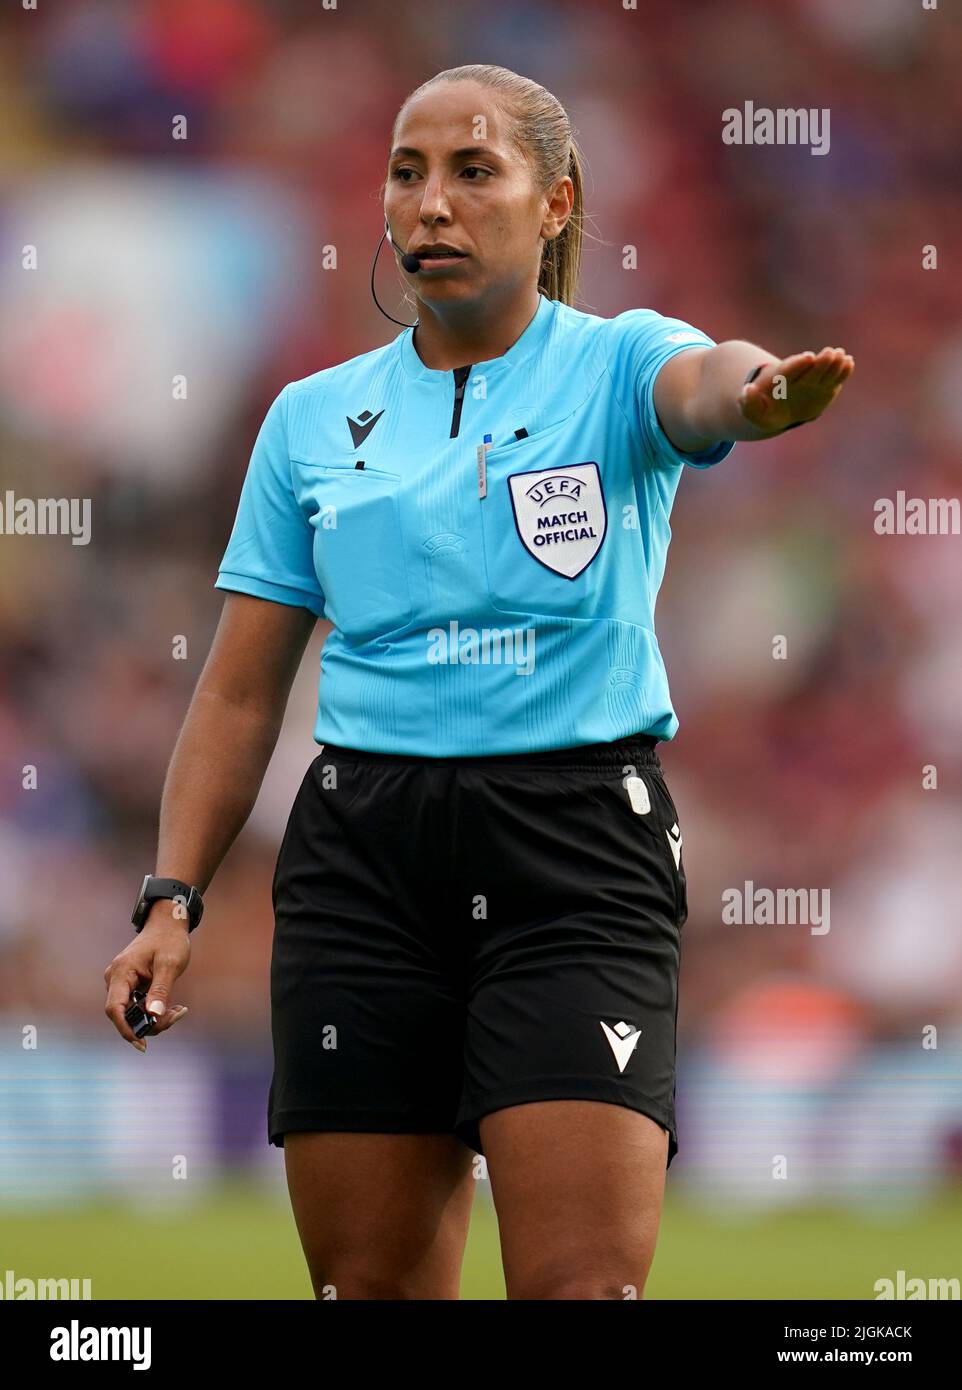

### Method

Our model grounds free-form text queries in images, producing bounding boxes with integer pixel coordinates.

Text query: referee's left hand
[738,346,854,433]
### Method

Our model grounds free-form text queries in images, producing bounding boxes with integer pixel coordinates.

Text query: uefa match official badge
[507,461,607,577]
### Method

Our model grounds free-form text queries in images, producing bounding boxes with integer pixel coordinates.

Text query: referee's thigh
[282,1131,476,1299]
[480,1100,669,1300]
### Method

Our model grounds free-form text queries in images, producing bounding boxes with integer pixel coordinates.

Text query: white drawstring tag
[624,776,651,815]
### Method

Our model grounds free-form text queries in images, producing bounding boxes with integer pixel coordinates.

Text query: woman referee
[104,65,853,1300]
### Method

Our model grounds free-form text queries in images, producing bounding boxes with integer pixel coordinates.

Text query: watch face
[180,889,197,928]
[131,874,150,923]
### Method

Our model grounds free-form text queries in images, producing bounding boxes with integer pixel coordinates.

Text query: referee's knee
[308,1262,460,1301]
[505,1262,650,1301]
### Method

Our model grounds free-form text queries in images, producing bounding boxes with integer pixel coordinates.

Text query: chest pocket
[478,414,610,617]
[293,455,413,643]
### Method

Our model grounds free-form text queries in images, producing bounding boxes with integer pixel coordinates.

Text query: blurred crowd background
[1,0,961,1264]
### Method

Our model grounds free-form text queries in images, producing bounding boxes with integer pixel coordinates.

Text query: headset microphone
[372,222,420,327]
[385,221,422,274]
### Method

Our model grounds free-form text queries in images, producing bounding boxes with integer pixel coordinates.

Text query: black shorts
[268,734,687,1167]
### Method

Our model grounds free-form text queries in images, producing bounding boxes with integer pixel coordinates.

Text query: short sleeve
[604,308,736,470]
[214,384,326,617]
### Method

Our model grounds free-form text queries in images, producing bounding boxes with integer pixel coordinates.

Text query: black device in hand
[124,988,157,1040]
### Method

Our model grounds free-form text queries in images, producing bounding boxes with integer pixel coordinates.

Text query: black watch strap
[132,874,204,933]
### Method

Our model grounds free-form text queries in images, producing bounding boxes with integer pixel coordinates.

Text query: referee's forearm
[152,688,284,898]
[689,340,780,442]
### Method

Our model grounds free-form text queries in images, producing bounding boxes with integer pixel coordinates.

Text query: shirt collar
[399,290,555,381]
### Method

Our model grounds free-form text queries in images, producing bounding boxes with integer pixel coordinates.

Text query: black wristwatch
[131,874,204,933]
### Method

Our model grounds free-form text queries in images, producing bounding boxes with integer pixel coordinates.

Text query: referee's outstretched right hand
[103,902,191,1052]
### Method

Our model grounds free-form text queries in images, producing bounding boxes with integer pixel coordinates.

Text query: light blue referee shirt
[214,292,735,755]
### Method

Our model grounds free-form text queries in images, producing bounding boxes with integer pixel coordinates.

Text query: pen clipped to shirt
[477,433,492,499]
[477,428,530,498]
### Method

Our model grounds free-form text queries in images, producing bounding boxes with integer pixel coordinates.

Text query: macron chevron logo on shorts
[600,1020,642,1073]
[666,821,682,869]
